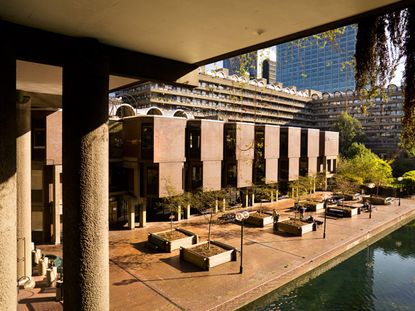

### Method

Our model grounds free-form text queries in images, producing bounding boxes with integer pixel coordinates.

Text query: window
[33,128,46,149]
[191,165,203,190]
[146,166,159,196]
[141,124,153,160]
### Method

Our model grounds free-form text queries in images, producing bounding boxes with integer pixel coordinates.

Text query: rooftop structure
[113,69,317,127]
[311,85,404,157]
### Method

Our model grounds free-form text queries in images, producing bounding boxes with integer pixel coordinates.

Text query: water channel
[246,219,415,311]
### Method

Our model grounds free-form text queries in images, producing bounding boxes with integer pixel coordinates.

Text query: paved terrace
[18,197,415,311]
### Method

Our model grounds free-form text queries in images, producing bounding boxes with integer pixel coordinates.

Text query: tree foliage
[355,6,415,155]
[331,112,364,157]
[335,143,393,190]
[402,170,415,193]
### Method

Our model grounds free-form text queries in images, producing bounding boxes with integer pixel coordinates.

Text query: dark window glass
[141,124,153,160]
[146,166,159,196]
[33,129,46,149]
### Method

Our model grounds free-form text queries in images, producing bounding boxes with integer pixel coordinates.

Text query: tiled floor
[18,196,415,310]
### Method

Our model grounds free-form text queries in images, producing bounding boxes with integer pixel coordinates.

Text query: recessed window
[33,128,46,149]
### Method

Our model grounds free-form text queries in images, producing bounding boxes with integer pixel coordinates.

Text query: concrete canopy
[1,0,410,90]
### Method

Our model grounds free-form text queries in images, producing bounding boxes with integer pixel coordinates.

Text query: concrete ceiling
[3,0,408,95]
[1,0,404,65]
[16,60,139,95]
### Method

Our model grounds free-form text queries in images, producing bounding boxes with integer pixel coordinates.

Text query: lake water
[250,220,415,311]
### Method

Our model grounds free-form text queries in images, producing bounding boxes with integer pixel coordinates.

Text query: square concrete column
[140,198,147,228]
[16,96,32,279]
[52,165,62,244]
[62,39,109,311]
[0,39,17,311]
[127,198,135,230]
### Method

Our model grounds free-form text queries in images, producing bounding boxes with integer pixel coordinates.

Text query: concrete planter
[148,228,198,252]
[276,220,314,236]
[368,196,393,205]
[327,206,359,218]
[244,211,274,227]
[180,240,237,271]
[301,201,324,211]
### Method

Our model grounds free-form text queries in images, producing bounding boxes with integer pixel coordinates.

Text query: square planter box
[327,205,359,218]
[244,211,274,227]
[301,201,324,211]
[368,196,393,205]
[180,240,237,271]
[148,228,198,252]
[276,219,314,236]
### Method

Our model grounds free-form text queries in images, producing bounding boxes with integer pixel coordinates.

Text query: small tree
[157,181,192,237]
[189,189,225,250]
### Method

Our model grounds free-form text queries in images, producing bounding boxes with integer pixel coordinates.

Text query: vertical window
[33,128,46,149]
[141,124,153,160]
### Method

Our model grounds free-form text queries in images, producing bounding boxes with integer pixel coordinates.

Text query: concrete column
[270,191,273,202]
[127,199,135,230]
[245,193,249,207]
[52,165,62,244]
[276,190,279,203]
[63,39,109,311]
[214,199,219,213]
[222,198,226,212]
[251,193,255,206]
[140,199,147,228]
[16,96,32,279]
[0,39,17,311]
[177,205,182,221]
[185,204,191,219]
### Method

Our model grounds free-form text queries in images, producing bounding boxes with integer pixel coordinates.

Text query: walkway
[19,198,415,310]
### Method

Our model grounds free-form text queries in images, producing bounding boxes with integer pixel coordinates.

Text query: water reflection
[248,220,415,311]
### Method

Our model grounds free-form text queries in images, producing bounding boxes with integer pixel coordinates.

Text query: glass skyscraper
[276,25,356,92]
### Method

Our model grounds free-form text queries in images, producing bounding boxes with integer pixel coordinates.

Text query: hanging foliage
[355,6,415,155]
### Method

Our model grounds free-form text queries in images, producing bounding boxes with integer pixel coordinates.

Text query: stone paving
[18,197,415,311]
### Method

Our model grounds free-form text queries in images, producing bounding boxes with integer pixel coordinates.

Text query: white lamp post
[235,211,250,274]
[367,183,375,219]
[397,177,403,206]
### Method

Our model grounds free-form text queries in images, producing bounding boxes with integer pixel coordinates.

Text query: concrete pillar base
[128,199,135,230]
[177,205,182,221]
[185,204,191,219]
[140,199,147,228]
[52,165,62,245]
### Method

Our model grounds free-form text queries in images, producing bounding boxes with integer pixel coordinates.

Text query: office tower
[276,25,356,92]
